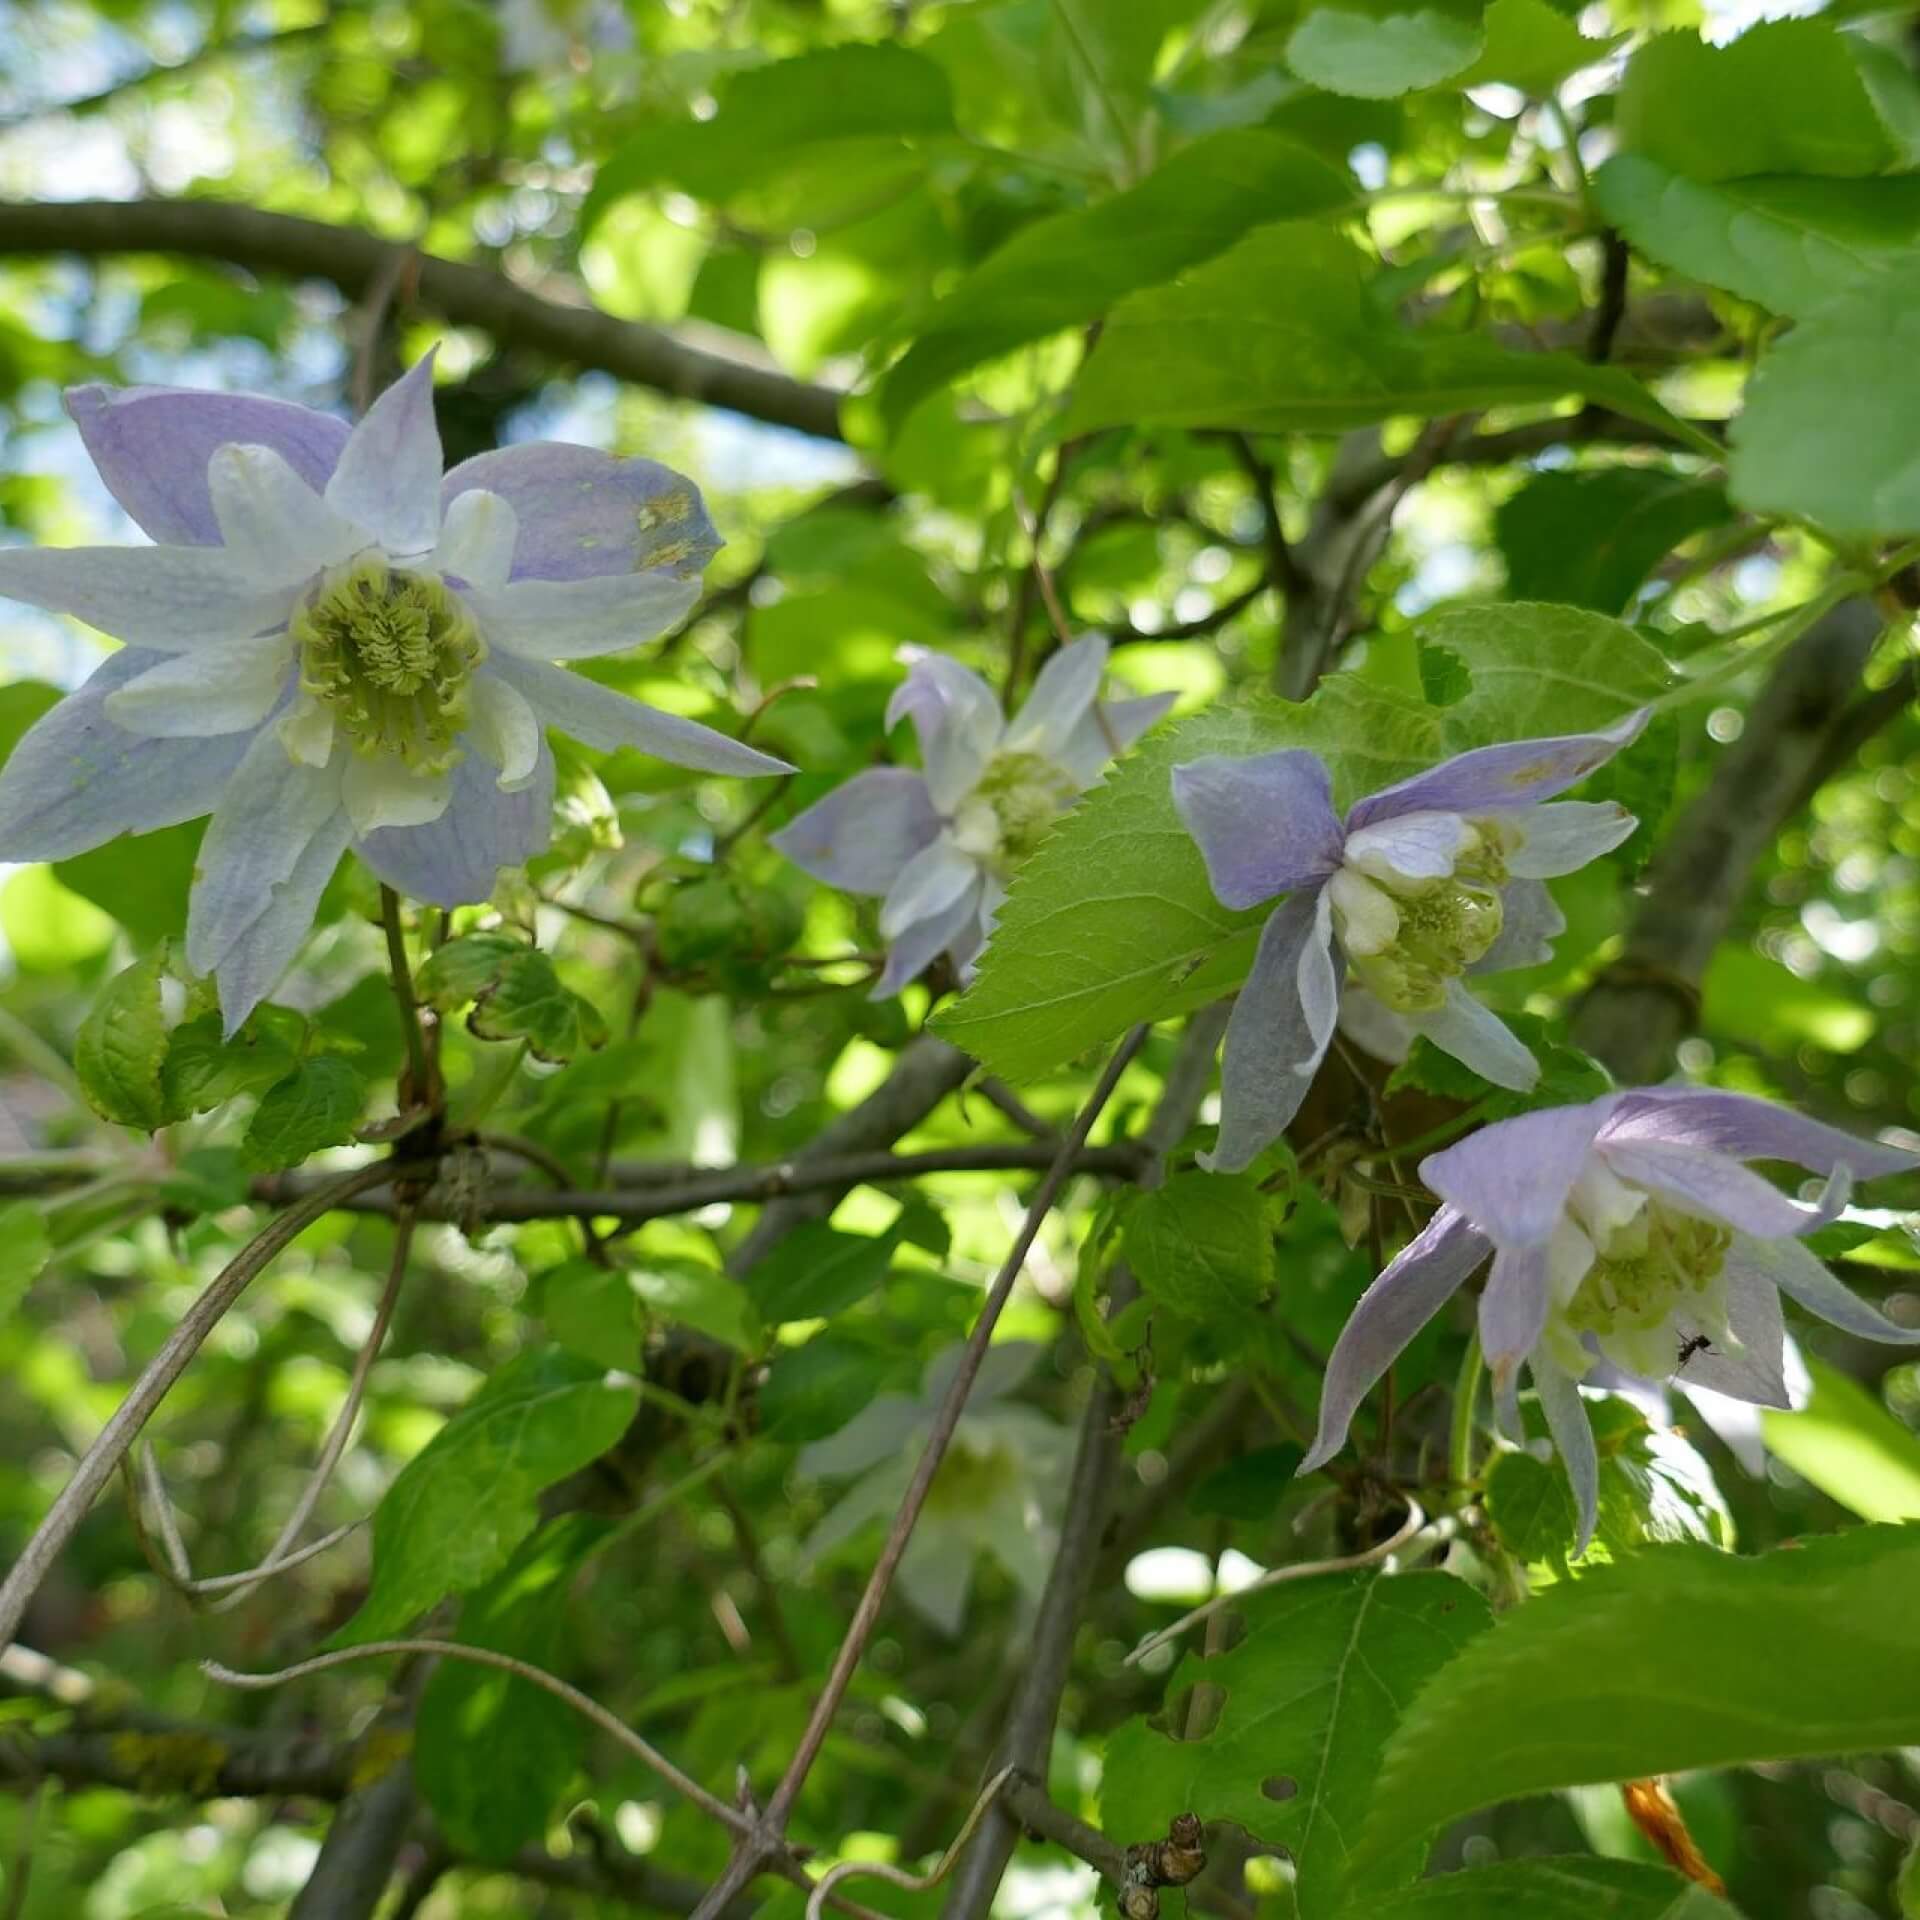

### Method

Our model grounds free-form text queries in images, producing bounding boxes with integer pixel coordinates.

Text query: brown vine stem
[0,1159,399,1652]
[688,1024,1150,1920]
[804,1767,1016,1920]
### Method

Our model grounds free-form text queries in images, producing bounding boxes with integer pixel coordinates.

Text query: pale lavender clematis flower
[771,636,1172,997]
[1172,715,1645,1172]
[0,354,789,1031]
[798,1341,1075,1635]
[1300,1087,1919,1548]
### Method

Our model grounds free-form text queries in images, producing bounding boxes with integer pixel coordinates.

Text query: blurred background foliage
[0,1,1917,1917]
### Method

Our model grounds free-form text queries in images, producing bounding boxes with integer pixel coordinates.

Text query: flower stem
[379,884,433,1112]
[1449,1331,1485,1490]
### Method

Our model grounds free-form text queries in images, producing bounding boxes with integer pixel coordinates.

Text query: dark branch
[0,198,847,442]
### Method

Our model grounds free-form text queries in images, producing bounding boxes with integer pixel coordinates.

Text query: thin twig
[805,1768,1016,1920]
[380,888,434,1112]
[1124,1498,1428,1667]
[0,1160,399,1650]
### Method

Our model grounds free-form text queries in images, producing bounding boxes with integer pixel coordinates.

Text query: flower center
[1545,1195,1733,1379]
[1331,860,1505,1015]
[294,558,484,774]
[924,1433,1020,1516]
[960,751,1079,871]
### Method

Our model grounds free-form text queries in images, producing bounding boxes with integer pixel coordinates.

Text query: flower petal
[1597,1088,1917,1182]
[898,1524,976,1638]
[208,443,364,585]
[1347,711,1646,831]
[471,569,700,661]
[1480,1243,1551,1403]
[1299,1207,1490,1472]
[801,1459,912,1563]
[212,808,352,1035]
[440,443,720,582]
[1337,984,1416,1065]
[341,754,452,835]
[1406,979,1540,1091]
[490,654,792,775]
[887,651,1004,813]
[1171,749,1344,910]
[1421,1096,1619,1246]
[0,543,296,652]
[1729,1232,1920,1346]
[799,1393,927,1478]
[880,835,978,940]
[1342,809,1472,882]
[873,875,985,998]
[1597,1139,1848,1239]
[324,350,442,553]
[65,383,349,547]
[354,737,555,907]
[771,768,942,894]
[1675,1248,1790,1407]
[1202,888,1339,1174]
[430,487,518,595]
[1004,635,1107,758]
[1471,878,1565,974]
[1531,1355,1599,1554]
[103,635,294,739]
[0,651,254,860]
[1054,689,1177,786]
[1499,800,1638,879]
[467,671,542,789]
[185,732,344,976]
[924,1338,1042,1407]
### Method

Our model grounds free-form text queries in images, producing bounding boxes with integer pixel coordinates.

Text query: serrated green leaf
[1358,1526,1920,1868]
[629,1258,761,1352]
[745,1222,894,1324]
[538,1258,645,1371]
[1286,0,1484,99]
[334,1348,639,1644]
[1064,225,1686,441]
[1761,1355,1920,1524]
[74,945,173,1132]
[1729,262,1920,536]
[1495,470,1731,615]
[1101,1571,1492,1911]
[1123,1172,1274,1321]
[1614,21,1899,183]
[1594,157,1920,322]
[878,129,1351,431]
[0,1201,51,1317]
[761,1334,893,1443]
[239,1056,367,1173]
[1457,0,1621,95]
[933,678,1442,1082]
[416,1514,609,1863]
[160,1010,302,1121]
[417,933,607,1063]
[1361,1857,1741,1919]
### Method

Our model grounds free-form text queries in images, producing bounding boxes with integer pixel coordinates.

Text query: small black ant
[1675,1333,1714,1370]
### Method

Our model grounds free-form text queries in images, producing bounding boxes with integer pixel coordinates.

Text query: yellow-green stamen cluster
[924,1433,1020,1516]
[1562,1203,1732,1339]
[294,559,484,774]
[1344,877,1504,1014]
[971,751,1078,868]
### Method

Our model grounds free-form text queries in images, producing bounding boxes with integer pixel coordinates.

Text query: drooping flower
[1299,1087,1919,1547]
[0,355,789,1030]
[797,1341,1074,1635]
[771,636,1172,996]
[1172,716,1645,1172]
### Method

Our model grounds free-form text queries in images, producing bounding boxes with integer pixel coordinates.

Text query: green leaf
[1063,225,1683,439]
[1100,1571,1492,1912]
[335,1348,639,1644]
[1286,0,1484,99]
[0,1201,51,1317]
[416,933,608,1063]
[745,1222,895,1324]
[1457,0,1621,95]
[415,1514,608,1863]
[584,44,953,231]
[932,677,1442,1083]
[1123,1172,1274,1321]
[1614,20,1900,182]
[761,1334,892,1443]
[1594,157,1920,322]
[878,129,1351,432]
[55,820,205,947]
[1495,469,1732,615]
[629,1258,761,1353]
[1761,1355,1920,1523]
[538,1258,645,1371]
[1415,602,1676,748]
[1360,1857,1740,1919]
[160,1010,302,1120]
[238,1056,367,1173]
[74,946,173,1132]
[1359,1526,1920,1867]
